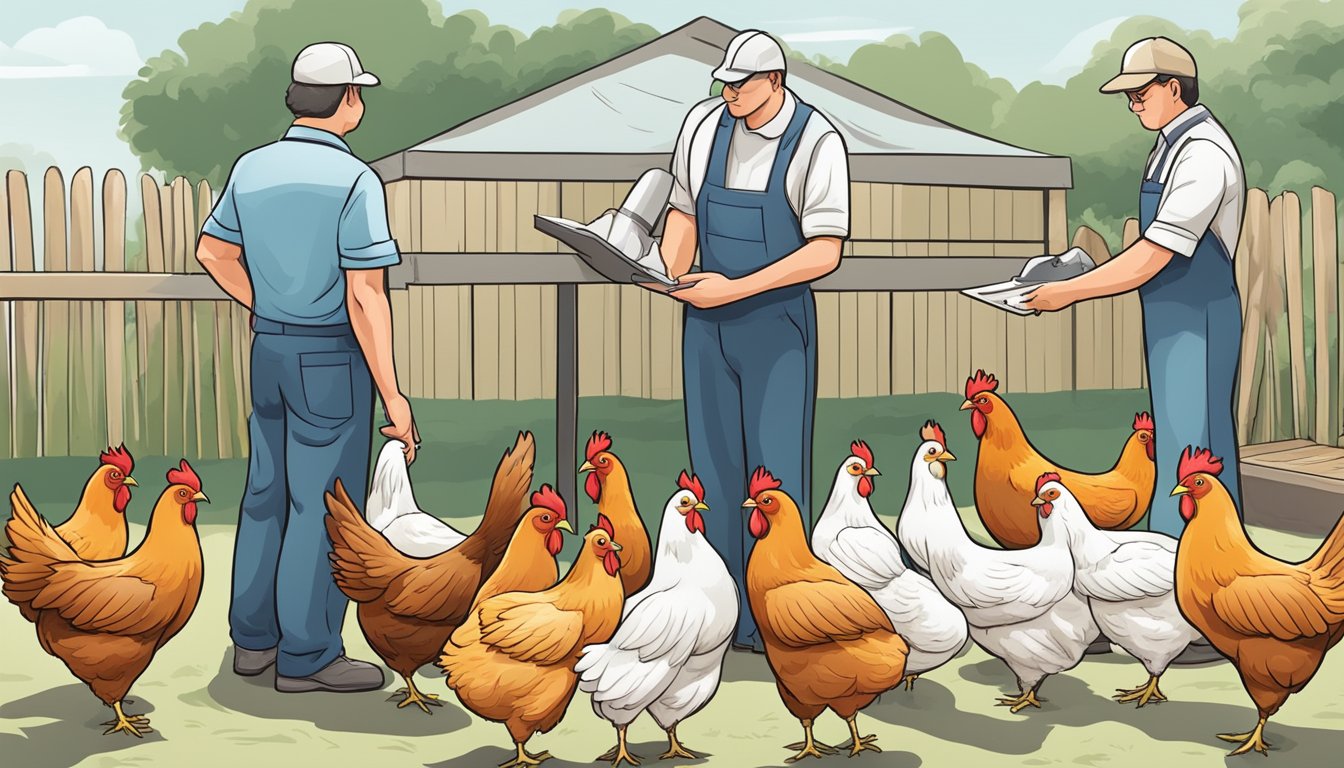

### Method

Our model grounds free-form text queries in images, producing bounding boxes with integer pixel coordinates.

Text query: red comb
[167,459,202,493]
[677,470,705,502]
[591,513,615,537]
[1035,472,1062,495]
[99,444,133,475]
[748,467,782,499]
[920,420,947,446]
[965,369,999,399]
[531,484,567,520]
[1178,446,1223,479]
[1133,412,1155,431]
[850,440,874,468]
[586,431,613,461]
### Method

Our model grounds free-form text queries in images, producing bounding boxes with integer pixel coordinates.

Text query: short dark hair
[285,83,348,118]
[1156,75,1199,108]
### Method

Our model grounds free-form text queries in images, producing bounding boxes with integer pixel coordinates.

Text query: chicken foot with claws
[389,675,444,714]
[596,724,641,766]
[660,725,699,760]
[1114,674,1167,708]
[101,701,152,737]
[784,719,838,763]
[996,687,1047,713]
[1218,717,1272,756]
[838,716,882,756]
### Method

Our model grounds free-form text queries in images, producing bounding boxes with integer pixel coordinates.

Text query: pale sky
[0,0,1245,180]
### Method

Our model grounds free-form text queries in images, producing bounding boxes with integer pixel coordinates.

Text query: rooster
[962,369,1155,549]
[577,471,737,765]
[439,515,626,768]
[895,423,1098,713]
[1033,472,1202,707]
[745,467,907,761]
[1172,447,1344,756]
[323,431,536,713]
[580,431,652,595]
[0,460,207,737]
[813,438,968,689]
[16,444,138,562]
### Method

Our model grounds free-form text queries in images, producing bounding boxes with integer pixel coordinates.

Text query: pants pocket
[297,351,354,427]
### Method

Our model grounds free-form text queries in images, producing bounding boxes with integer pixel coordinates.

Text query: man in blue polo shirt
[196,42,418,693]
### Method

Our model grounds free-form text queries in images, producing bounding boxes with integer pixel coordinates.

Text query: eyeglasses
[1125,81,1164,105]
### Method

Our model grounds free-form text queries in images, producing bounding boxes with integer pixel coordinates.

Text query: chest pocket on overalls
[704,200,769,277]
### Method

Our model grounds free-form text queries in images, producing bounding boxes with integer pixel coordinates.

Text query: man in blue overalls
[197,43,419,692]
[653,30,850,653]
[1024,38,1243,664]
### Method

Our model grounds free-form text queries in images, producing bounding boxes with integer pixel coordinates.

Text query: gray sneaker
[275,656,386,693]
[233,645,277,677]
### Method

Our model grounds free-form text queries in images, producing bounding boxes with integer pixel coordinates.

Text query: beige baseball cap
[713,30,787,83]
[292,42,379,87]
[1099,37,1196,93]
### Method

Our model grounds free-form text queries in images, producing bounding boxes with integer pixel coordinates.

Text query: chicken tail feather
[323,479,410,601]
[1307,512,1344,583]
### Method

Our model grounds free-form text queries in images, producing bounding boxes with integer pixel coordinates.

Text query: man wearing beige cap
[650,29,850,654]
[1024,37,1245,543]
[198,42,417,693]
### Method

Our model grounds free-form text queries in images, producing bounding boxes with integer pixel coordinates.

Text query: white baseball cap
[713,30,787,83]
[292,42,380,87]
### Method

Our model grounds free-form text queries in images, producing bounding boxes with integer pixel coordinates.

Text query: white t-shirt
[1142,105,1245,259]
[668,89,850,239]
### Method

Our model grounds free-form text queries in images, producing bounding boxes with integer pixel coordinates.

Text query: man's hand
[668,272,745,309]
[380,394,419,465]
[1021,282,1078,313]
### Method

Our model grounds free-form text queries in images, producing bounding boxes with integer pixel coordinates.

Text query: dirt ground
[3,510,1342,768]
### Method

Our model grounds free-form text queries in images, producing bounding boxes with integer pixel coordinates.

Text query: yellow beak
[609,540,623,552]
[694,502,710,511]
[1170,485,1189,496]
[863,467,881,476]
[578,461,596,473]
[556,520,575,534]
[959,400,974,411]
[192,491,210,503]
[741,498,757,508]
[123,476,138,487]
[938,451,956,462]
[1030,496,1044,507]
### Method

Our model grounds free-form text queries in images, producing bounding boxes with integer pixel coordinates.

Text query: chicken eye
[681,496,690,506]
[176,489,189,499]
[926,447,936,456]
[977,397,987,405]
[597,537,607,546]
[541,513,552,523]
[1195,479,1204,487]
[110,471,122,480]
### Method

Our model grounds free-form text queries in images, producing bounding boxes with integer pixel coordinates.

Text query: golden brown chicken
[744,467,908,762]
[1172,447,1344,756]
[41,444,137,561]
[962,369,1155,548]
[439,515,626,768]
[323,431,537,713]
[580,431,652,595]
[0,460,207,737]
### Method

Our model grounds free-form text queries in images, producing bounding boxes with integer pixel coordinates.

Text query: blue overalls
[1138,111,1244,536]
[684,101,819,648]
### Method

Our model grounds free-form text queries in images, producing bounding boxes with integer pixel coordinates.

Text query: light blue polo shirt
[201,125,400,326]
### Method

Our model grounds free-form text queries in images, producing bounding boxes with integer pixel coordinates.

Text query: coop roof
[372,17,1071,189]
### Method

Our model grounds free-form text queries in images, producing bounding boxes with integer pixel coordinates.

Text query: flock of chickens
[2,367,1343,765]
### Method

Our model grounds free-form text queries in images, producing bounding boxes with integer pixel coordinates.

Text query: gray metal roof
[372,17,1071,189]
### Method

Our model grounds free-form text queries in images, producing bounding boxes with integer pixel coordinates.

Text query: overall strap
[766,101,815,193]
[1147,110,1210,183]
[708,106,736,188]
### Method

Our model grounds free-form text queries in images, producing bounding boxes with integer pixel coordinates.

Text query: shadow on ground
[194,650,469,738]
[0,685,164,766]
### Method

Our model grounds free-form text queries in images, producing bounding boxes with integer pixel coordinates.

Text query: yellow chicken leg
[996,687,1046,714]
[902,674,920,691]
[101,701,152,737]
[839,715,882,756]
[1114,674,1167,708]
[499,740,551,768]
[595,724,641,766]
[390,675,443,714]
[1218,717,1272,756]
[660,724,698,760]
[784,719,838,763]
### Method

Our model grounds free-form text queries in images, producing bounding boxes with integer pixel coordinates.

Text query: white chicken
[896,420,1099,713]
[576,471,738,765]
[1032,473,1202,707]
[365,439,467,557]
[811,439,969,688]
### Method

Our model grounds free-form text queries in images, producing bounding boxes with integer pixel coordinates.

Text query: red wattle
[603,551,621,577]
[1180,495,1195,521]
[686,509,705,534]
[1040,501,1053,518]
[972,410,987,438]
[858,477,874,497]
[749,508,770,539]
[1146,441,1156,462]
[183,502,198,525]
[114,485,131,514]
[585,473,601,503]
[546,529,564,556]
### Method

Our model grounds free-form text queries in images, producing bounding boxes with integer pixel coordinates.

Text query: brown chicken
[1172,447,1344,756]
[744,467,909,762]
[962,369,1156,548]
[323,431,537,713]
[0,460,207,737]
[580,431,652,595]
[38,444,137,561]
[439,514,626,768]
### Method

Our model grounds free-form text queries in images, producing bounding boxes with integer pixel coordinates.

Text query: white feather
[364,439,467,557]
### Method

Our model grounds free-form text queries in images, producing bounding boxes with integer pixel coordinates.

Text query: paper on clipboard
[960,246,1097,315]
